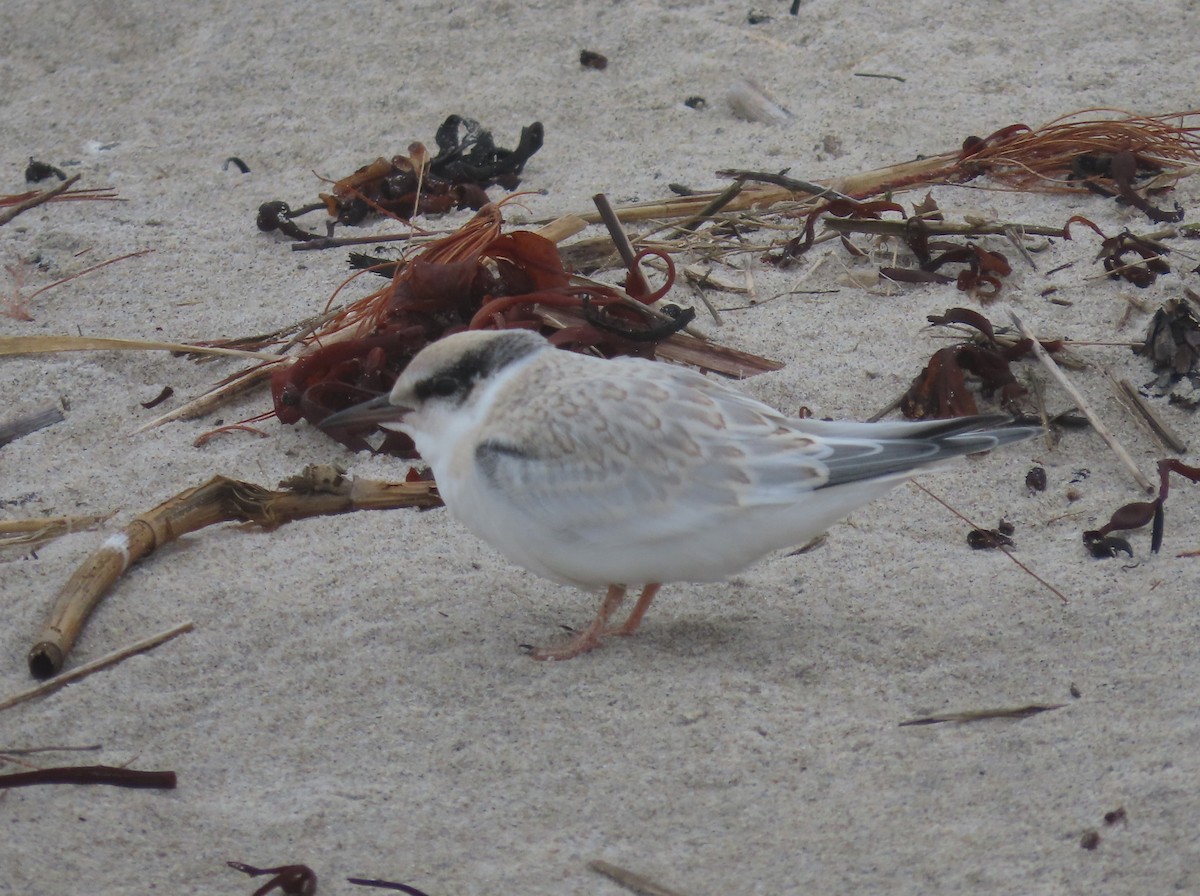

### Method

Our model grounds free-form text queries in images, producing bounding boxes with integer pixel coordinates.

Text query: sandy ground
[3,1,1200,893]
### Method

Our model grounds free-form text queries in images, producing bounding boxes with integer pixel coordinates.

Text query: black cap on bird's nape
[412,330,548,405]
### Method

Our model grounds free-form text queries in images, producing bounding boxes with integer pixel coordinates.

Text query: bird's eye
[428,376,460,398]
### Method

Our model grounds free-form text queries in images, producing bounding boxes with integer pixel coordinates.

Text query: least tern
[323,329,1039,660]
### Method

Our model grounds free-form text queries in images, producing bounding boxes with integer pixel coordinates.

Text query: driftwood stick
[1010,312,1154,493]
[27,467,441,678]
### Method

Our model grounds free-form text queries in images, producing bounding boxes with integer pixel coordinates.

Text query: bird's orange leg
[608,583,662,636]
[530,584,627,661]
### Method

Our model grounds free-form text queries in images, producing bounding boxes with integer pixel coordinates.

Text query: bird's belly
[436,461,903,588]
[441,482,806,587]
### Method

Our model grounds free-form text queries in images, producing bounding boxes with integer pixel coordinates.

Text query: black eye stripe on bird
[325,329,1040,660]
[413,333,544,403]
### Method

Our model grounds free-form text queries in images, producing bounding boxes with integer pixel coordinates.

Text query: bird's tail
[798,414,1041,488]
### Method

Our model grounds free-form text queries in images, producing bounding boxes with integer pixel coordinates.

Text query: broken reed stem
[1111,374,1188,453]
[0,515,111,551]
[0,744,102,756]
[0,334,274,362]
[26,468,441,678]
[0,174,81,226]
[1010,312,1154,493]
[575,110,1200,231]
[2,621,194,711]
[899,703,1065,726]
[821,218,1071,239]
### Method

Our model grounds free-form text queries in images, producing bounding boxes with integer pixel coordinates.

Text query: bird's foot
[529,631,605,661]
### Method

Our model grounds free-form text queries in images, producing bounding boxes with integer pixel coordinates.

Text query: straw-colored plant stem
[27,466,441,678]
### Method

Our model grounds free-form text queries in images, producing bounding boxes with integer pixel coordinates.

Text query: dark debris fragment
[227,862,317,896]
[25,159,67,182]
[1026,466,1048,492]
[1066,216,1171,288]
[1069,149,1184,224]
[901,308,1061,419]
[261,116,544,232]
[1137,291,1200,406]
[967,520,1015,550]
[1083,458,1200,557]
[579,49,608,70]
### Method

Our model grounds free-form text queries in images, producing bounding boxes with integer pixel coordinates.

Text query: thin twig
[291,230,423,251]
[1,622,194,711]
[821,217,1070,239]
[911,481,1069,604]
[715,169,851,202]
[25,249,154,304]
[671,180,745,235]
[1010,312,1154,492]
[593,193,641,275]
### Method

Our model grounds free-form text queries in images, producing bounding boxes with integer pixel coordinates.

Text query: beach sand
[3,2,1199,893]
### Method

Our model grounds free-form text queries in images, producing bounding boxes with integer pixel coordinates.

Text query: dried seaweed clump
[766,195,1016,299]
[902,308,1059,419]
[257,115,544,237]
[270,204,687,455]
[951,110,1200,216]
[1137,290,1200,407]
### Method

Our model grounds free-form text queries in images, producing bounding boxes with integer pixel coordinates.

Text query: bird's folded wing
[473,375,831,546]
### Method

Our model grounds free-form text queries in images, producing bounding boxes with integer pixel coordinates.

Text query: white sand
[3,2,1199,893]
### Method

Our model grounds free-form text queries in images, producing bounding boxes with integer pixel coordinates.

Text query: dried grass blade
[0,335,275,361]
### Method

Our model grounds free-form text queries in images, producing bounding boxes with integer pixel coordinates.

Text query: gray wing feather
[472,364,828,546]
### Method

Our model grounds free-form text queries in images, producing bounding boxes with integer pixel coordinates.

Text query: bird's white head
[320,328,550,447]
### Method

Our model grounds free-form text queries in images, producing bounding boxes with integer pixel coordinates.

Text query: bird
[321,329,1039,660]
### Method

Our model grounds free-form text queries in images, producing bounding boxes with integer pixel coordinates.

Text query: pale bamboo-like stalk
[27,467,441,678]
